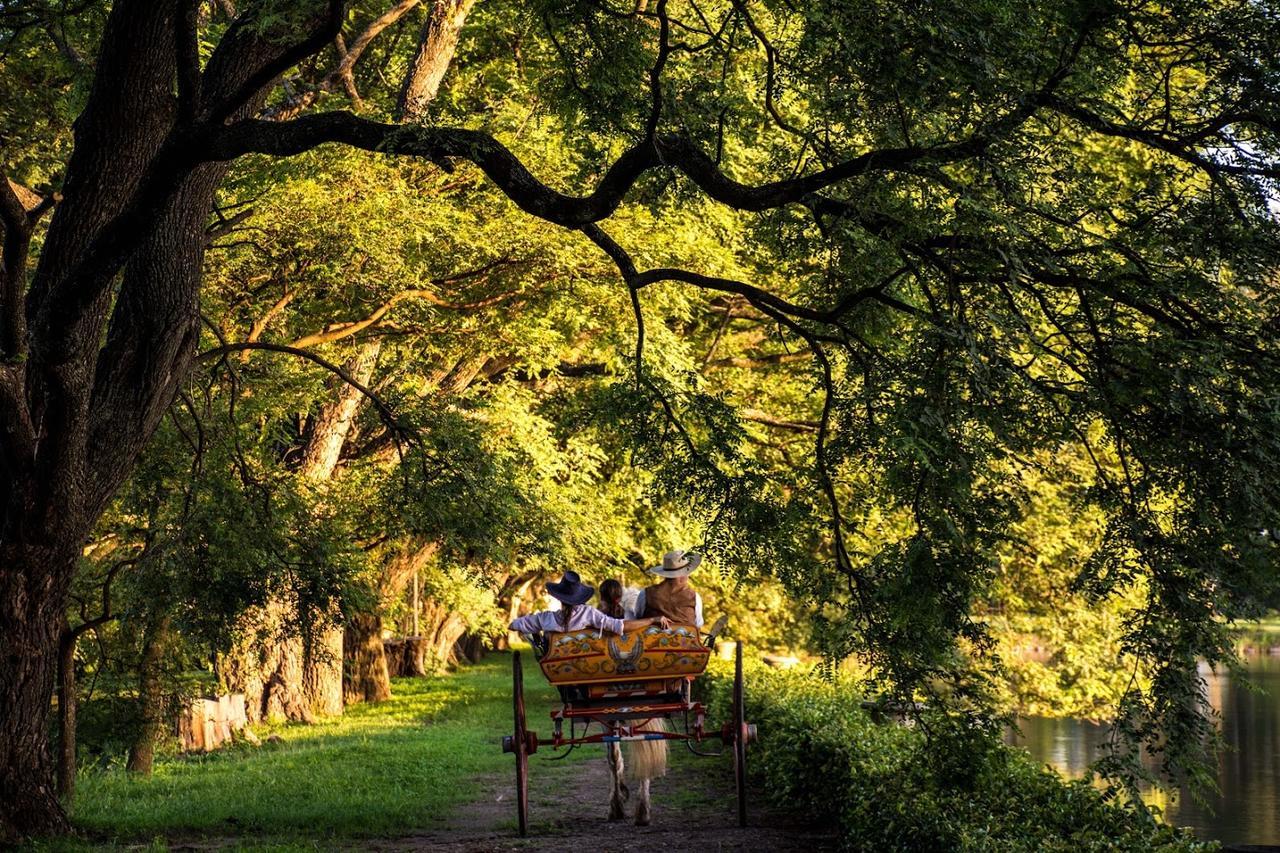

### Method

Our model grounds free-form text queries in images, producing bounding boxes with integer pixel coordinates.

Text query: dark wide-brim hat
[546,570,595,606]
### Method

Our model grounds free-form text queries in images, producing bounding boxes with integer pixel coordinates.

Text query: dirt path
[366,744,837,852]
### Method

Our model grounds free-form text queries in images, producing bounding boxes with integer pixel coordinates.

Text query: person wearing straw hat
[509,570,670,637]
[634,549,704,627]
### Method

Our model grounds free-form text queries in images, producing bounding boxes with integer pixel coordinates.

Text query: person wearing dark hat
[635,549,703,627]
[509,570,671,637]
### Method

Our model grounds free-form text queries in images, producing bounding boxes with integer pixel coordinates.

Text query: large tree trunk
[127,615,171,775]
[303,626,344,716]
[0,2,342,836]
[221,343,382,718]
[301,343,379,709]
[343,612,392,704]
[0,545,77,839]
[0,0,464,836]
[219,601,317,725]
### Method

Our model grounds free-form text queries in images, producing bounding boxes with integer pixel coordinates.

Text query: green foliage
[702,661,1212,852]
[981,445,1144,719]
[8,0,1280,804]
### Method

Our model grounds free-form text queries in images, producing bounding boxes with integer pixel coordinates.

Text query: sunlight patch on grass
[67,655,589,844]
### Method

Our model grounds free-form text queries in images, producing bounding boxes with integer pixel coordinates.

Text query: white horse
[607,718,668,825]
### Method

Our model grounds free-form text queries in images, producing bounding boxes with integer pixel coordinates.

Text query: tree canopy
[2,0,1279,837]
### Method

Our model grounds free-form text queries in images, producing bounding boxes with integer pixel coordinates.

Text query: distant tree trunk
[343,612,391,703]
[298,342,389,706]
[222,344,380,718]
[298,343,383,714]
[404,636,429,676]
[297,342,381,479]
[406,597,469,671]
[219,602,315,724]
[432,609,468,666]
[397,0,477,122]
[456,632,486,664]
[56,626,77,800]
[304,627,344,716]
[127,615,170,775]
[498,573,538,650]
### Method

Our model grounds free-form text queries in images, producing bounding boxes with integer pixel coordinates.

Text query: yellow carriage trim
[538,624,710,685]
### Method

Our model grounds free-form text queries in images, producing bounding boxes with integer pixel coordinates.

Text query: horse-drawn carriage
[501,617,757,835]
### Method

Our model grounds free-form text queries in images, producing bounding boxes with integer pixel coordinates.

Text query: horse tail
[625,717,668,782]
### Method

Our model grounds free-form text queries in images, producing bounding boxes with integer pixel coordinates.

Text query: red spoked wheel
[733,640,748,827]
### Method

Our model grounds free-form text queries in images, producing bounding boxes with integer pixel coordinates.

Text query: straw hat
[647,549,702,578]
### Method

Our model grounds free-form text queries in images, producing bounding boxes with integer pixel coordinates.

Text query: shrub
[700,661,1214,852]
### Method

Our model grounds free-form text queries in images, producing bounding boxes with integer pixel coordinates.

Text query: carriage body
[502,623,755,835]
[539,623,709,684]
[538,623,713,743]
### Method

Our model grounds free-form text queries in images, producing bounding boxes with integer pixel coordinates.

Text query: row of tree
[2,0,1279,839]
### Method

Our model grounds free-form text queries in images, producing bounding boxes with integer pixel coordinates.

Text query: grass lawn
[1234,616,1280,634]
[1231,615,1280,653]
[46,653,594,849]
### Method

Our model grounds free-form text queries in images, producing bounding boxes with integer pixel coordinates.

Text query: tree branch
[205,110,1032,225]
[269,0,423,121]
[1044,95,1280,180]
[740,408,818,432]
[643,0,671,142]
[287,286,525,349]
[195,340,408,437]
[203,0,345,126]
[706,352,809,370]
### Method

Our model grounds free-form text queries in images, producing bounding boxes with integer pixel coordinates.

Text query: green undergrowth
[50,653,591,848]
[701,660,1216,853]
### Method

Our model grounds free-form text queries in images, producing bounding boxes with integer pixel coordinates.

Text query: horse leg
[607,742,627,821]
[634,778,651,827]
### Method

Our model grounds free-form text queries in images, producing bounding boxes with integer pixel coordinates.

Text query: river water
[1007,654,1280,845]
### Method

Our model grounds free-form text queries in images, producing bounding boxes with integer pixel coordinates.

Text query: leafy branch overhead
[0,0,1278,835]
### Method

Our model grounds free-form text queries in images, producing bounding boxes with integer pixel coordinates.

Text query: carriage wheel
[733,640,748,827]
[512,651,530,836]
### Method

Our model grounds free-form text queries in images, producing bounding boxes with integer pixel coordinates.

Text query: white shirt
[630,588,703,628]
[509,607,624,637]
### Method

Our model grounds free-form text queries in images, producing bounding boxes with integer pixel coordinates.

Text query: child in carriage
[598,578,625,619]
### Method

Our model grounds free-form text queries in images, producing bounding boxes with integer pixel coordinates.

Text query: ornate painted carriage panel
[538,623,709,685]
